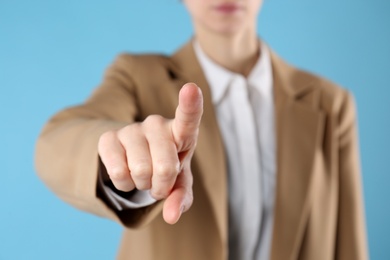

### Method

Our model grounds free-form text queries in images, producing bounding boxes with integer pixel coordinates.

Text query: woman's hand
[98,83,203,224]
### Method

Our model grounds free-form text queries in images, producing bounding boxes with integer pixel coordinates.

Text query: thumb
[162,167,193,225]
[171,83,203,151]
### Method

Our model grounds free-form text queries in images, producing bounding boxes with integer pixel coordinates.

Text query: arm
[336,91,368,259]
[35,55,202,228]
[35,55,161,228]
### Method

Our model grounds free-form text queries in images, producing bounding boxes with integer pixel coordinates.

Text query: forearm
[35,54,165,228]
[35,113,126,219]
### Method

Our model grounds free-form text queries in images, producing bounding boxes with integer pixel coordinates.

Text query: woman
[36,0,367,259]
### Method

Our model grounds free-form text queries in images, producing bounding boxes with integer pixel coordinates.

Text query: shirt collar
[247,41,273,100]
[193,40,273,104]
[193,40,233,104]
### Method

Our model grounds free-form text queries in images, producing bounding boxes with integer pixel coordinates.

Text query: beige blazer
[36,42,368,260]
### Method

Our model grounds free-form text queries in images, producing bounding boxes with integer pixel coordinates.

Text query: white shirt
[100,41,276,260]
[194,41,276,260]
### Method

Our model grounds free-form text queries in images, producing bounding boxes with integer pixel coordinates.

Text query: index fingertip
[179,83,203,112]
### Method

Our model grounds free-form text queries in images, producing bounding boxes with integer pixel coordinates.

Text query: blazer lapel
[270,51,325,260]
[171,42,228,250]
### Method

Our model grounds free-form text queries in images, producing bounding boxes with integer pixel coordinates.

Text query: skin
[184,0,263,76]
[98,0,263,225]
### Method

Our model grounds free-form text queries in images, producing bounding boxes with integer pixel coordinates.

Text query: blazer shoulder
[107,52,176,83]
[311,72,355,117]
[286,65,358,146]
[271,51,351,106]
[115,52,170,70]
[288,63,355,115]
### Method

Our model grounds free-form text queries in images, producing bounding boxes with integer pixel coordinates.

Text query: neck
[194,27,260,77]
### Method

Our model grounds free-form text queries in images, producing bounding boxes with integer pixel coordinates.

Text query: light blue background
[1,0,389,259]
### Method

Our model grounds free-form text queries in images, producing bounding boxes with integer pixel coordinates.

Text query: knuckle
[98,131,117,148]
[100,130,116,141]
[131,163,152,179]
[117,124,139,139]
[143,115,166,127]
[154,163,178,181]
[108,166,129,182]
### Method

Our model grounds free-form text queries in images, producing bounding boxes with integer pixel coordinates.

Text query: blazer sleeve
[336,91,368,259]
[35,54,163,229]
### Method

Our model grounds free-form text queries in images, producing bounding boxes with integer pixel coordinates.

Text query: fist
[98,83,203,224]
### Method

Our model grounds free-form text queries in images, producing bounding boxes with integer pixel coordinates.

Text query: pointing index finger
[171,83,203,151]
